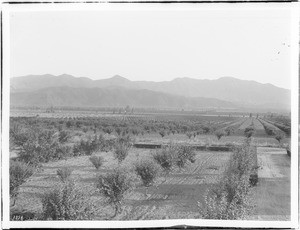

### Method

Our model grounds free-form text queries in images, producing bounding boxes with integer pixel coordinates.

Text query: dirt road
[252,147,290,221]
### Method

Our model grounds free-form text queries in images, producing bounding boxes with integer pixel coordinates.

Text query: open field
[252,147,290,221]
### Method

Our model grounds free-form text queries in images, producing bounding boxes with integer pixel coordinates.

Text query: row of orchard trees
[10,127,197,220]
[10,119,265,220]
[10,127,258,221]
[9,121,131,215]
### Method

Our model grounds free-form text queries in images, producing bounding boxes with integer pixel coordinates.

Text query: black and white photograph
[1,2,299,229]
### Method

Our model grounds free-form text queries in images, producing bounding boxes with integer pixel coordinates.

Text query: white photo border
[1,2,299,229]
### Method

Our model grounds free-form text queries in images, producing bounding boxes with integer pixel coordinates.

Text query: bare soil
[251,147,290,221]
[13,148,232,220]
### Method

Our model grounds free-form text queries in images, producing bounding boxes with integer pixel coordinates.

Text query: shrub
[134,160,158,187]
[159,130,166,138]
[16,129,70,165]
[58,130,70,143]
[41,180,95,220]
[10,123,32,148]
[103,127,113,134]
[201,126,211,134]
[96,169,132,217]
[19,140,71,165]
[286,144,291,157]
[116,135,132,146]
[199,173,252,220]
[175,145,196,168]
[55,145,73,159]
[66,120,73,128]
[115,127,122,136]
[153,147,174,173]
[225,127,234,136]
[10,161,34,206]
[199,141,256,219]
[186,132,193,139]
[89,155,104,170]
[244,126,255,138]
[56,167,73,182]
[113,142,131,163]
[73,135,100,156]
[215,130,226,140]
[275,131,285,143]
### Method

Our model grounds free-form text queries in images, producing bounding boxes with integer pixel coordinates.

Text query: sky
[10,4,293,89]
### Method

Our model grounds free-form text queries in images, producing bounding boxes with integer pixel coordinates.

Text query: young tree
[215,130,225,140]
[56,167,73,183]
[89,155,104,170]
[58,130,70,143]
[10,161,34,206]
[135,159,158,187]
[159,130,166,138]
[186,132,193,139]
[42,180,96,220]
[113,142,131,163]
[96,169,132,218]
[244,126,255,138]
[275,132,285,144]
[175,145,196,168]
[115,127,122,136]
[225,127,234,136]
[153,147,174,173]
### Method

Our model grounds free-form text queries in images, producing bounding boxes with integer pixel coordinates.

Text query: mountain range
[10,74,291,111]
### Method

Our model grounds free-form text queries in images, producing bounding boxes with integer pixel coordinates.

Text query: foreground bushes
[96,169,132,217]
[113,137,132,163]
[14,128,73,166]
[10,160,34,206]
[199,140,257,219]
[134,159,158,187]
[73,135,101,156]
[175,145,196,168]
[153,144,196,172]
[153,146,174,172]
[214,130,226,140]
[41,180,95,220]
[16,128,115,166]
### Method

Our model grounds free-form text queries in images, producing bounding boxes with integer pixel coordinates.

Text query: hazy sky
[10,4,293,89]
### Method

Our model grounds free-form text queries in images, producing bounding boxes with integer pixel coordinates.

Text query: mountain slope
[10,86,237,109]
[11,74,94,92]
[135,77,290,108]
[11,74,291,110]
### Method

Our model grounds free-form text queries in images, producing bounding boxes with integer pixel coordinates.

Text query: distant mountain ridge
[11,74,291,111]
[10,86,236,109]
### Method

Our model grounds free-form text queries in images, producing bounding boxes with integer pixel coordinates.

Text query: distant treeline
[10,105,218,114]
[10,105,290,118]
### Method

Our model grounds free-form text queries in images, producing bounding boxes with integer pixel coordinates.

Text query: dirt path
[251,147,290,221]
